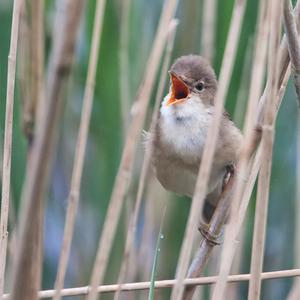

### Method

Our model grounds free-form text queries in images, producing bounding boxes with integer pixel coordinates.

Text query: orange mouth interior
[166,73,189,106]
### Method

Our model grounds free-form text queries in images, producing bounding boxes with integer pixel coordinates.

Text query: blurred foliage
[0,0,298,299]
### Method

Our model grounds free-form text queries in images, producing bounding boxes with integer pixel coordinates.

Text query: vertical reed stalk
[52,1,106,299]
[171,1,246,299]
[21,0,45,143]
[233,37,253,128]
[85,2,179,299]
[24,0,45,294]
[0,0,23,296]
[114,19,178,300]
[225,42,254,300]
[18,6,45,292]
[201,0,216,62]
[10,1,85,299]
[248,2,282,299]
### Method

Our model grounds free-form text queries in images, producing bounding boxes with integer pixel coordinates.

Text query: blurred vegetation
[0,0,298,299]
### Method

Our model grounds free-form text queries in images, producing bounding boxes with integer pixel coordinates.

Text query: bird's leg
[198,164,235,245]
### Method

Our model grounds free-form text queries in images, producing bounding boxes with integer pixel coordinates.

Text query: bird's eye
[195,82,204,91]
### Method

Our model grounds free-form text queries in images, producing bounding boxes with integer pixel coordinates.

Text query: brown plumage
[150,55,242,222]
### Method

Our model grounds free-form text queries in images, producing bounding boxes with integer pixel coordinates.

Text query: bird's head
[162,55,217,117]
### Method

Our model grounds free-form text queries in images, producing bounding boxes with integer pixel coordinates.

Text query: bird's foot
[198,222,223,246]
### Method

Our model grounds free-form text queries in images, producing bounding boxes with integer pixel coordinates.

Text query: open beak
[166,72,190,106]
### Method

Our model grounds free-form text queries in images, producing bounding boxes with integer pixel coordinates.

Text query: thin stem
[248,1,283,298]
[2,268,300,299]
[85,2,179,299]
[226,39,255,300]
[52,1,106,300]
[233,37,253,128]
[201,0,217,62]
[114,19,178,300]
[27,0,45,292]
[21,0,45,142]
[0,0,23,296]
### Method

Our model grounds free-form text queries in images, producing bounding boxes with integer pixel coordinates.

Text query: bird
[150,55,243,222]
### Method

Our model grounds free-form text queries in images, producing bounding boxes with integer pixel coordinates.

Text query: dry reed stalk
[225,42,254,300]
[113,19,178,300]
[0,0,23,297]
[248,1,282,299]
[242,1,269,134]
[171,1,246,299]
[18,4,30,136]
[52,1,106,299]
[0,130,18,282]
[22,0,45,294]
[21,0,45,143]
[201,0,216,62]
[85,1,178,299]
[119,0,131,134]
[283,0,300,106]
[233,37,253,128]
[10,1,85,299]
[2,268,300,298]
[0,109,18,298]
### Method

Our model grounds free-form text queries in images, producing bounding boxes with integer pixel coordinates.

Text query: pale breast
[158,99,213,165]
[151,96,242,198]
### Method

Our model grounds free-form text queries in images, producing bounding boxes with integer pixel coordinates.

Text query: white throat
[159,93,213,164]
